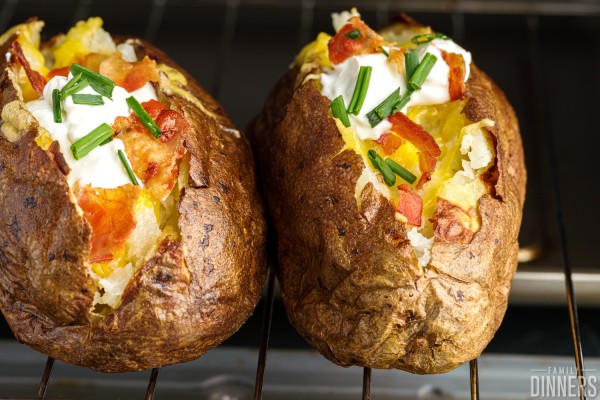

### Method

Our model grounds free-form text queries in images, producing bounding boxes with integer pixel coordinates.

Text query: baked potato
[251,10,526,374]
[0,18,266,372]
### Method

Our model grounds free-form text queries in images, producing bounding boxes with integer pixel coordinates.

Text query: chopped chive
[118,149,138,185]
[411,32,450,45]
[330,95,351,128]
[375,88,401,118]
[365,88,400,127]
[72,93,104,105]
[59,72,83,98]
[347,66,372,115]
[404,50,419,84]
[344,29,361,40]
[70,123,114,160]
[70,64,115,99]
[368,149,396,186]
[52,89,62,123]
[408,52,437,91]
[59,78,89,100]
[126,96,162,138]
[380,46,389,57]
[385,158,417,184]
[391,90,413,114]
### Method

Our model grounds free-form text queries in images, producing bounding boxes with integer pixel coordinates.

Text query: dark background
[0,0,599,362]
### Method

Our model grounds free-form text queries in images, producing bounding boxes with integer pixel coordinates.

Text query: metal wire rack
[0,0,597,399]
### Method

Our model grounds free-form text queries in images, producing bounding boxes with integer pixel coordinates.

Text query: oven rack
[0,0,596,399]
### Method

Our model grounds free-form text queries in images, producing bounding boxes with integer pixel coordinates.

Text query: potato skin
[250,32,526,373]
[0,34,266,372]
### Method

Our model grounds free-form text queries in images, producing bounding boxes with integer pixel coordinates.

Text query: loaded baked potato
[251,10,526,374]
[0,18,266,372]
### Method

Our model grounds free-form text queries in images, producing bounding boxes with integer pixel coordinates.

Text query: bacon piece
[328,17,385,65]
[76,185,141,264]
[388,112,441,187]
[11,41,46,98]
[47,66,70,79]
[157,109,191,143]
[396,184,423,227]
[441,51,466,101]
[387,48,407,73]
[82,52,110,73]
[376,132,404,155]
[113,100,189,200]
[100,55,159,92]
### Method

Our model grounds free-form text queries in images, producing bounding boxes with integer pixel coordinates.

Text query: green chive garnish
[408,53,437,91]
[385,158,417,184]
[411,32,450,45]
[59,72,83,99]
[126,96,162,138]
[70,123,114,160]
[368,149,396,186]
[330,95,351,128]
[347,66,372,115]
[118,149,138,185]
[380,46,389,57]
[60,78,89,100]
[366,88,400,127]
[366,89,414,128]
[72,94,104,105]
[404,50,419,84]
[391,90,413,114]
[52,89,62,123]
[70,64,115,99]
[344,29,361,40]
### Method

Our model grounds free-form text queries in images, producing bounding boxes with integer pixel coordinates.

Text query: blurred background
[0,0,599,398]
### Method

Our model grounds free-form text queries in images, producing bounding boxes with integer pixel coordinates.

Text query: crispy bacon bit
[76,185,141,263]
[113,100,189,200]
[441,51,466,101]
[11,41,46,98]
[376,132,404,155]
[46,66,70,79]
[387,48,407,73]
[388,112,441,187]
[81,52,110,73]
[415,172,431,190]
[99,54,159,92]
[396,184,423,227]
[328,17,385,65]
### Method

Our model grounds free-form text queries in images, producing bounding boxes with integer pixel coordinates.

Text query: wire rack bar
[362,367,371,400]
[145,368,160,400]
[525,14,587,400]
[469,359,479,400]
[36,357,54,399]
[254,267,276,400]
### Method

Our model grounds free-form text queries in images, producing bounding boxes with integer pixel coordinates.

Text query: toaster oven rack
[0,0,594,399]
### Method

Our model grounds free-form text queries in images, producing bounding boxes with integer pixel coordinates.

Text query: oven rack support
[0,0,589,399]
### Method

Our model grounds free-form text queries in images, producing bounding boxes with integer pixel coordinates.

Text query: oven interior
[0,0,599,398]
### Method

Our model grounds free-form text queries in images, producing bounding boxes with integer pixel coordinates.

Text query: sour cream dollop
[320,39,471,141]
[26,75,157,189]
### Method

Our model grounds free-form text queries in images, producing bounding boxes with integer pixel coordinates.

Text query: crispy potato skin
[0,35,266,372]
[250,30,525,373]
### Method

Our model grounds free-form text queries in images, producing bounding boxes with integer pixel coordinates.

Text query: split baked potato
[251,11,526,374]
[0,18,266,372]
